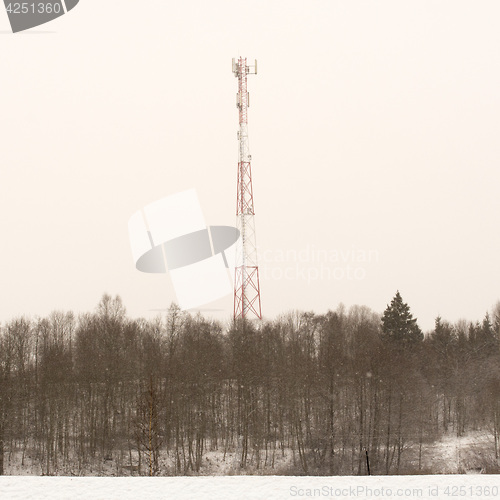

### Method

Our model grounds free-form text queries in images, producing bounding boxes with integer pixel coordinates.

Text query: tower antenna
[232,57,262,320]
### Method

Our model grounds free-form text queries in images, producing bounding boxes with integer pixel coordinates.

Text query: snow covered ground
[410,430,499,474]
[2,430,499,476]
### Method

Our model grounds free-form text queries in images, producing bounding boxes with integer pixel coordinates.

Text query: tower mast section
[232,57,262,320]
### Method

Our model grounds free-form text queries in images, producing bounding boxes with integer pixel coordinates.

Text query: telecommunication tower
[232,57,262,320]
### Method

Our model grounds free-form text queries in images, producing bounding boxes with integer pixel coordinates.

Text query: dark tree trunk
[0,426,4,476]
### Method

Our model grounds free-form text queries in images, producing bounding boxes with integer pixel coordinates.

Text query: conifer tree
[381,291,423,347]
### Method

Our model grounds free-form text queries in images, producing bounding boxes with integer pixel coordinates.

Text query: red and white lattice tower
[232,57,262,320]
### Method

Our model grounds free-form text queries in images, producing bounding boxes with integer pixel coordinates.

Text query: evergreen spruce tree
[471,312,499,356]
[381,291,423,347]
[431,316,457,351]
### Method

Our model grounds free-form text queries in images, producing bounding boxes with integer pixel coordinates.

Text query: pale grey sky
[1,1,499,331]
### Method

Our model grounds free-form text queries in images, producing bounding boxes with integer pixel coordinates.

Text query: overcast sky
[1,1,499,331]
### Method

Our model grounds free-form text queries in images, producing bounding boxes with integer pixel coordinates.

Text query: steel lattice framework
[232,57,262,320]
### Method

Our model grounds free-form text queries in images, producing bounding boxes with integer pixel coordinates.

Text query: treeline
[0,293,500,476]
